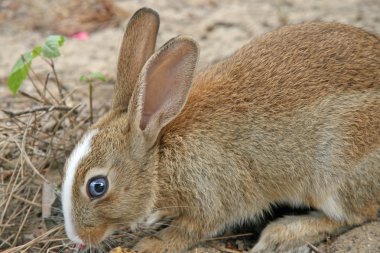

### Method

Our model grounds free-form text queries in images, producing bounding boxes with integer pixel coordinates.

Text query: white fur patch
[320,194,345,221]
[145,211,162,226]
[130,211,162,232]
[61,130,98,244]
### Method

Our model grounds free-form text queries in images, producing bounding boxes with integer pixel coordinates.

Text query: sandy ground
[1,0,380,252]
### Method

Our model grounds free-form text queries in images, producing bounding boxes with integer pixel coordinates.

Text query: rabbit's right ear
[112,8,160,110]
[128,37,199,151]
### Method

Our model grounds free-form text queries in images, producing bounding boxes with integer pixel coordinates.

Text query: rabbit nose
[78,243,86,250]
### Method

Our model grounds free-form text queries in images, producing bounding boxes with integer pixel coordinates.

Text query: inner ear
[141,55,182,129]
[139,38,199,131]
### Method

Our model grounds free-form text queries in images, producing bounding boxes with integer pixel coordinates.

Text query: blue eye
[87,176,108,199]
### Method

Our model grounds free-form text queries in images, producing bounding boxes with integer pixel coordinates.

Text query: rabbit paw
[250,244,310,253]
[250,212,345,253]
[133,236,167,253]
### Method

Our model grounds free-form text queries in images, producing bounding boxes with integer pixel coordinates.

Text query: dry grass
[0,49,141,253]
[0,1,131,251]
[0,60,89,252]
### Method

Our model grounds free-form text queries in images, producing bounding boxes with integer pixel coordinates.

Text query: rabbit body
[62,8,380,253]
[146,22,380,253]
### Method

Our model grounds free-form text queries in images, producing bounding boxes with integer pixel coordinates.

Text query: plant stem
[21,55,49,104]
[89,80,93,124]
[28,65,59,104]
[49,59,64,100]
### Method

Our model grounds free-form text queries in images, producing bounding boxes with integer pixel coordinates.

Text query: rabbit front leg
[250,211,347,253]
[134,215,212,253]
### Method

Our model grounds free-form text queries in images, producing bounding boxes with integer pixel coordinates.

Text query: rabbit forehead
[62,129,99,243]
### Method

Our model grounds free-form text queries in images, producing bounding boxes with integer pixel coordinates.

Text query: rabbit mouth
[77,223,114,246]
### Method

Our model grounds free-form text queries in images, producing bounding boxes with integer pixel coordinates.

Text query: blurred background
[1,0,380,87]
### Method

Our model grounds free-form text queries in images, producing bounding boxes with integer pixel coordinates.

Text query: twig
[0,168,13,180]
[14,140,48,183]
[3,225,63,253]
[212,246,244,253]
[20,115,47,181]
[0,234,15,248]
[12,185,41,247]
[2,114,28,127]
[46,103,82,161]
[49,59,64,100]
[28,63,59,104]
[203,233,254,241]
[59,86,79,104]
[2,105,73,117]
[0,162,24,229]
[12,194,42,208]
[19,91,44,104]
[1,205,28,236]
[307,242,325,253]
[0,224,16,228]
[39,238,69,243]
[46,243,68,253]
[43,72,50,98]
[21,55,48,104]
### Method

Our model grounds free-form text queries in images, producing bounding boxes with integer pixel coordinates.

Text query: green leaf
[7,51,39,95]
[32,46,42,56]
[80,72,106,83]
[89,72,106,82]
[79,75,87,82]
[6,35,64,95]
[42,35,65,59]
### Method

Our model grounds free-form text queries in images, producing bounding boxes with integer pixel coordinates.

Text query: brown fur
[65,7,380,253]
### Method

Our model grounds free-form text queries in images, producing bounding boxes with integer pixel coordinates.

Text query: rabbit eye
[87,176,108,199]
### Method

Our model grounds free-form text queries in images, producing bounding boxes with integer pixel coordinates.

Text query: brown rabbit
[61,7,380,253]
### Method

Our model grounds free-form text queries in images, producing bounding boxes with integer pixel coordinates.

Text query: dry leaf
[41,167,61,218]
[42,181,56,218]
[109,246,136,253]
[0,169,14,180]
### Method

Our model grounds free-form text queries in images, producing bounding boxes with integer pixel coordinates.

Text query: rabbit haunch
[62,129,98,244]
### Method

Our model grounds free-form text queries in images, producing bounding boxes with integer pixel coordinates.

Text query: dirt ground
[1,0,380,252]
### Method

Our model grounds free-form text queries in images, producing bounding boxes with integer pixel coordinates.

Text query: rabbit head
[61,7,198,245]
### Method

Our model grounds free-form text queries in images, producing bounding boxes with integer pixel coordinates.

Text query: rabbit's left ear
[129,36,199,148]
[113,8,160,110]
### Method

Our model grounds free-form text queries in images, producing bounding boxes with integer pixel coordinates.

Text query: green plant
[2,35,86,253]
[7,35,65,96]
[6,35,107,125]
[80,72,106,124]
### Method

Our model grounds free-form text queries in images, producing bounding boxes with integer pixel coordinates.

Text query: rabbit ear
[112,7,160,110]
[129,36,199,148]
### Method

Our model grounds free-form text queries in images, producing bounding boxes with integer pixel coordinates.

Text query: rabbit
[61,7,380,253]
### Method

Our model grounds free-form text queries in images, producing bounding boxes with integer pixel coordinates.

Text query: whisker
[111,231,139,240]
[103,238,113,251]
[46,243,66,253]
[136,228,160,238]
[152,205,193,211]
[103,239,111,249]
